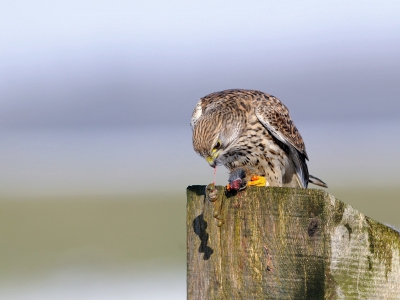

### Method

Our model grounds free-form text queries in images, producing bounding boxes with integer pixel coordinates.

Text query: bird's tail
[309,174,328,188]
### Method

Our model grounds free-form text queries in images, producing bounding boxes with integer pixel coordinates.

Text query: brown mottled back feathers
[252,91,308,160]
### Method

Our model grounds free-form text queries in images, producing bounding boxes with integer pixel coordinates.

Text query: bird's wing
[254,94,308,158]
[254,94,309,187]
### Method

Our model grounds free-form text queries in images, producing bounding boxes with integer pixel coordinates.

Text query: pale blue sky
[1,0,399,129]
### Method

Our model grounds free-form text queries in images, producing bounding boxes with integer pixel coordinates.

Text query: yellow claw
[248,176,267,187]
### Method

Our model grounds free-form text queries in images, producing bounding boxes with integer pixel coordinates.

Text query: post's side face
[325,195,400,298]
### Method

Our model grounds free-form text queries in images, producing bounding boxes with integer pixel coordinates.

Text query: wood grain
[187,186,400,299]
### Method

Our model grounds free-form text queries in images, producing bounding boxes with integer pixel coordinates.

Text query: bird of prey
[191,89,327,191]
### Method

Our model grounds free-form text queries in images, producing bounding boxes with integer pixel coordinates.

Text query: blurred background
[1,0,399,298]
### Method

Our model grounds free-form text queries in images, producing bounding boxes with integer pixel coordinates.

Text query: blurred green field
[0,187,398,280]
[0,193,186,279]
[328,187,400,229]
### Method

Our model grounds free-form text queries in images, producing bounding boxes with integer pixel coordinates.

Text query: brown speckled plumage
[191,89,327,188]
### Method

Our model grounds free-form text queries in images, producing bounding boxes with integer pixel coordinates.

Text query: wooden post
[187,185,400,299]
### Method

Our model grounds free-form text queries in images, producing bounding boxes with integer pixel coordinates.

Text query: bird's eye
[214,141,221,150]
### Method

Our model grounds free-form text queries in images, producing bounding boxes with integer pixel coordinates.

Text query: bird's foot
[247,176,267,187]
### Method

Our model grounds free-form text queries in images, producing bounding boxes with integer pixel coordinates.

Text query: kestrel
[191,89,327,190]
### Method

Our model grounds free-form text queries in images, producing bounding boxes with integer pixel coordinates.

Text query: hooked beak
[206,156,217,168]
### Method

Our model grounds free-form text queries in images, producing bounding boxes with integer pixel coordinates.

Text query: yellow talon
[248,176,267,187]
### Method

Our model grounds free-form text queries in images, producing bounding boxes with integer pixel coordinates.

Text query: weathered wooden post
[187,186,400,299]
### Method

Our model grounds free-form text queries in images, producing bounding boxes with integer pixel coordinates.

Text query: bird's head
[192,112,241,168]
